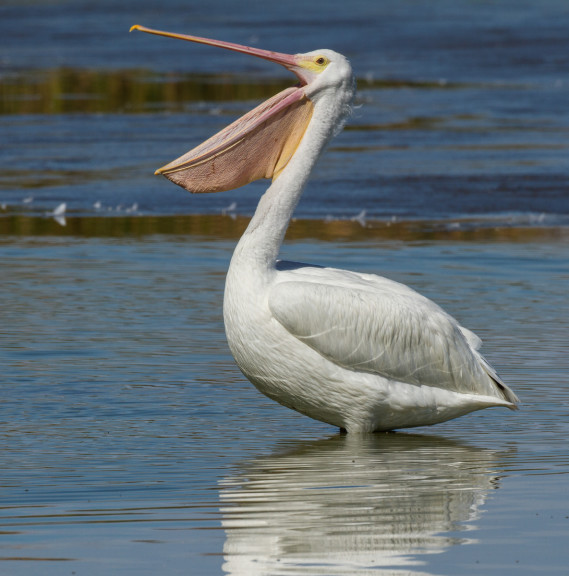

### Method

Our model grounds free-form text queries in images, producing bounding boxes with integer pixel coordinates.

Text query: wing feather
[268,271,498,396]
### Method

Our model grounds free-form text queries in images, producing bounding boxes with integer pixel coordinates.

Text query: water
[1,1,569,574]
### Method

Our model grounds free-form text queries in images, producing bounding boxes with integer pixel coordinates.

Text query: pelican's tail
[479,354,520,409]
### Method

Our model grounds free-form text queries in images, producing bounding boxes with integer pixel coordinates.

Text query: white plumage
[133,26,519,432]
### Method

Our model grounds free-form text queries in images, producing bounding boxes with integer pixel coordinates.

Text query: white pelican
[131,26,519,433]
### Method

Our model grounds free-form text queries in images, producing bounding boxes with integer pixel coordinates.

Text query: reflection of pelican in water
[219,434,504,576]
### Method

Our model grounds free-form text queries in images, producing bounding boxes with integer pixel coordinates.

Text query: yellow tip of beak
[154,168,164,176]
[129,25,141,33]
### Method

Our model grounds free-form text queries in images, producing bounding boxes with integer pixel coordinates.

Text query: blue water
[1,1,569,574]
[1,0,568,223]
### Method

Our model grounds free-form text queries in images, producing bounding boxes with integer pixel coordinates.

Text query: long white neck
[231,84,353,271]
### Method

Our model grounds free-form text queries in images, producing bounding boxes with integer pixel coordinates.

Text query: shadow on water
[218,432,510,576]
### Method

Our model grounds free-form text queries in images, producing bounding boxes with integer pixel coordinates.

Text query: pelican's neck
[234,138,317,267]
[232,84,353,271]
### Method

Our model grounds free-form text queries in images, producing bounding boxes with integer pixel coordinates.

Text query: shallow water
[1,222,568,574]
[1,0,569,574]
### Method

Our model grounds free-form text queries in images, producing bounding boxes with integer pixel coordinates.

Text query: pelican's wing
[269,270,517,404]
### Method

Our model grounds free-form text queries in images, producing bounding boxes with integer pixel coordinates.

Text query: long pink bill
[130,25,314,194]
[130,25,300,75]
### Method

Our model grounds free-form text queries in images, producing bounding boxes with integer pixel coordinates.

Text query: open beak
[130,25,314,193]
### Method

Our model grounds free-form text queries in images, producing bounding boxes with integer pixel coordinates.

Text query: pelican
[131,25,519,433]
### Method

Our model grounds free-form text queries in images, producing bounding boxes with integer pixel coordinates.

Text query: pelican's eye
[301,54,330,73]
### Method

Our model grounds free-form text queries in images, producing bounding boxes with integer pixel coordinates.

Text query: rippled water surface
[1,223,568,575]
[1,1,569,574]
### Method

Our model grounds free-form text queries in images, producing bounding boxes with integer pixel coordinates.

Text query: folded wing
[269,269,517,404]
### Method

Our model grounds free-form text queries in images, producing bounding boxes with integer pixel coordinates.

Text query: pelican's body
[132,26,519,432]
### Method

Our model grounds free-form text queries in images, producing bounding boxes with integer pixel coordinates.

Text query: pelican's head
[292,48,353,97]
[130,26,354,193]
